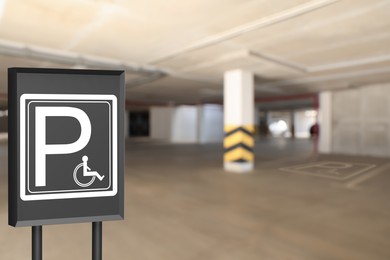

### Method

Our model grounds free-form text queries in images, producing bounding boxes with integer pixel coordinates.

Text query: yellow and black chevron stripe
[224,125,254,163]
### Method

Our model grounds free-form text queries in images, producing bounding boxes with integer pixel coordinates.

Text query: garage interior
[1,0,390,259]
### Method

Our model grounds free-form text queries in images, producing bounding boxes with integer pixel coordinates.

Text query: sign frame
[8,68,125,227]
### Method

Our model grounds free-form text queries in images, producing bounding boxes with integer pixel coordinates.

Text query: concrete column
[150,106,174,141]
[223,69,254,173]
[319,91,332,153]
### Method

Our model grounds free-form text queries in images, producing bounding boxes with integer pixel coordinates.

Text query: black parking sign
[8,68,124,227]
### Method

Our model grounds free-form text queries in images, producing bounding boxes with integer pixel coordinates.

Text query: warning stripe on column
[224,125,254,163]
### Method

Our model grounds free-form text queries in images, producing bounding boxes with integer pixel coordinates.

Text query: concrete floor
[0,137,390,259]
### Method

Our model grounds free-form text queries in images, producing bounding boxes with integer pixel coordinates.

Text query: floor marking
[345,163,390,189]
[260,155,312,167]
[280,161,376,181]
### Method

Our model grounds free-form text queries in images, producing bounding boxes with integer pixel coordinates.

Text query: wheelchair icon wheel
[73,163,96,187]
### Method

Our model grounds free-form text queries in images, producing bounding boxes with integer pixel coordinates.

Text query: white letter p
[35,107,91,187]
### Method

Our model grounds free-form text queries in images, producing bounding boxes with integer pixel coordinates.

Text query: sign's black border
[8,68,125,227]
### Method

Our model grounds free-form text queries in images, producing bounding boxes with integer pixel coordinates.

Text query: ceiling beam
[0,39,164,75]
[149,0,339,64]
[260,66,390,88]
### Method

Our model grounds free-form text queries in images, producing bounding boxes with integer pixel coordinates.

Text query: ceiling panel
[0,0,100,48]
[0,0,388,104]
[228,0,389,53]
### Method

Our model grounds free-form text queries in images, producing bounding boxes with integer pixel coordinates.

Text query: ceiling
[0,0,389,107]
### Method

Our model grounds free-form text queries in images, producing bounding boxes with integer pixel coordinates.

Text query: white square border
[20,94,118,201]
[27,100,112,193]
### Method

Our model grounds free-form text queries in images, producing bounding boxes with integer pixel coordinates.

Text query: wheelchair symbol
[73,156,105,187]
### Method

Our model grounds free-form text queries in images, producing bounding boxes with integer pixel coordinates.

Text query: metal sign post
[92,222,102,260]
[32,226,42,260]
[8,68,124,260]
[31,223,103,260]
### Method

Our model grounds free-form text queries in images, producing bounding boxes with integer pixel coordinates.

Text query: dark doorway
[129,111,150,137]
[0,116,7,132]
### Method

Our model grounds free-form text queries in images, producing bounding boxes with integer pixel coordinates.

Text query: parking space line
[346,163,390,189]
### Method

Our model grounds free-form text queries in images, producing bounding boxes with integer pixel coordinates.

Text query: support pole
[32,226,42,260]
[92,222,102,260]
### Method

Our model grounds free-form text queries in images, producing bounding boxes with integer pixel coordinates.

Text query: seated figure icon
[73,156,105,188]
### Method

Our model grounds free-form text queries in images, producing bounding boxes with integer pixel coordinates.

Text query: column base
[224,162,253,173]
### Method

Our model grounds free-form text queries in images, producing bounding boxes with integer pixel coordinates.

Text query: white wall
[171,106,198,143]
[198,104,224,143]
[150,106,173,140]
[294,110,317,138]
[150,104,224,144]
[320,84,390,157]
